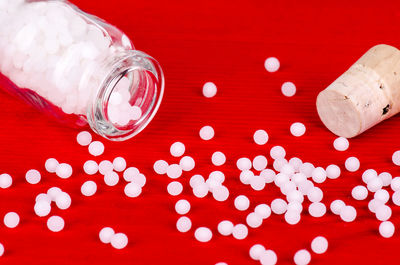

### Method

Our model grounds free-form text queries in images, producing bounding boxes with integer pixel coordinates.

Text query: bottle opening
[87,50,164,141]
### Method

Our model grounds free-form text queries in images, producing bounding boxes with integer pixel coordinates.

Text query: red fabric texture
[0,0,400,264]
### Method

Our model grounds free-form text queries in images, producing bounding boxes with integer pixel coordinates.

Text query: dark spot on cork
[382,104,390,115]
[379,84,384,89]
[394,72,397,75]
[344,96,349,100]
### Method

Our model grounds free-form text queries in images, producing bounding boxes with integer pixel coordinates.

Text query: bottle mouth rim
[86,50,164,141]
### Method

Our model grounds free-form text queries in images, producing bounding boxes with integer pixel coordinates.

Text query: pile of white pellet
[0,42,399,265]
[0,0,141,126]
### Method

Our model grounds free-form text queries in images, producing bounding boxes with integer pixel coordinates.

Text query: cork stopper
[316,44,400,138]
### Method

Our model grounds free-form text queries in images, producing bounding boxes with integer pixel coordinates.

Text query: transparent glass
[0,0,164,141]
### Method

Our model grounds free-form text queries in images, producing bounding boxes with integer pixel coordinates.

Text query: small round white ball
[379,172,392,187]
[153,160,168,174]
[246,212,263,228]
[236,157,252,171]
[367,178,383,192]
[81,181,97,196]
[218,220,234,236]
[175,199,191,215]
[194,227,212,242]
[290,122,306,137]
[379,221,395,238]
[83,160,98,175]
[99,227,115,243]
[104,171,119,186]
[112,157,127,172]
[88,141,105,156]
[260,249,278,265]
[212,186,229,202]
[392,150,400,166]
[333,137,349,151]
[250,176,266,191]
[47,216,64,232]
[202,82,217,98]
[0,173,12,189]
[34,200,51,217]
[351,185,368,200]
[170,142,185,157]
[330,200,345,215]
[234,195,250,211]
[285,210,301,225]
[176,216,192,233]
[311,236,328,254]
[76,131,92,146]
[249,244,265,260]
[4,212,19,228]
[199,125,215,140]
[271,198,287,215]
[0,243,3,257]
[311,167,327,184]
[340,206,357,222]
[362,169,378,184]
[294,249,311,265]
[211,152,226,166]
[374,189,390,203]
[264,57,280,72]
[167,181,183,196]
[45,158,59,173]
[55,163,73,179]
[232,224,248,240]
[326,164,341,179]
[253,129,269,145]
[124,182,142,198]
[253,155,268,171]
[270,146,286,160]
[308,202,326,218]
[166,164,182,179]
[25,169,41,184]
[375,205,392,221]
[180,156,195,171]
[281,81,296,97]
[345,157,360,172]
[111,233,128,249]
[307,187,323,202]
[55,192,72,210]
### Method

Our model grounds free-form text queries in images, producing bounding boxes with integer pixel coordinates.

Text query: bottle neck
[86,50,164,141]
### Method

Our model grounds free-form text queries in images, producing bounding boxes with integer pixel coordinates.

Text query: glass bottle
[0,0,165,141]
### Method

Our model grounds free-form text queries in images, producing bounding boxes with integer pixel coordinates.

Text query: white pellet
[362,169,378,184]
[285,210,301,225]
[190,174,205,188]
[45,158,59,173]
[199,125,215,140]
[351,185,368,200]
[392,191,400,206]
[273,158,288,172]
[112,157,127,172]
[124,182,142,198]
[236,157,252,171]
[176,216,192,233]
[281,81,296,97]
[274,173,290,188]
[88,141,105,156]
[250,244,266,260]
[153,160,169,174]
[194,227,213,242]
[375,189,390,203]
[294,249,311,265]
[246,212,263,228]
[368,199,384,213]
[264,57,280,72]
[111,233,128,249]
[123,167,140,182]
[307,187,323,202]
[234,195,250,211]
[270,146,286,160]
[311,167,327,184]
[367,177,383,192]
[132,173,146,187]
[167,181,183,196]
[170,142,185,157]
[81,180,97,196]
[98,160,113,175]
[83,160,98,175]
[308,202,326,217]
[260,169,275,183]
[25,169,41,184]
[345,157,360,172]
[330,200,345,215]
[253,129,269,145]
[76,131,92,146]
[166,164,183,179]
[260,249,278,265]
[104,171,119,186]
[379,172,392,187]
[392,150,400,166]
[212,186,229,202]
[193,183,209,198]
[254,204,271,219]
[55,163,73,179]
[212,152,226,166]
[311,236,328,254]
[202,82,217,98]
[47,215,64,232]
[180,156,195,171]
[218,220,234,236]
[326,164,341,179]
[250,176,266,191]
[175,199,191,215]
[232,224,248,240]
[253,155,268,171]
[375,205,392,221]
[47,187,62,201]
[34,200,51,217]
[271,198,287,215]
[0,243,3,257]
[333,137,349,151]
[299,162,315,177]
[340,206,357,222]
[4,212,19,228]
[391,177,400,191]
[55,192,71,210]
[240,170,254,185]
[379,221,395,238]
[287,201,303,213]
[289,157,303,171]
[99,227,115,243]
[290,122,306,137]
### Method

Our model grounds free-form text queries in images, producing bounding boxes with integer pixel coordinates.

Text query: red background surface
[1,0,400,264]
